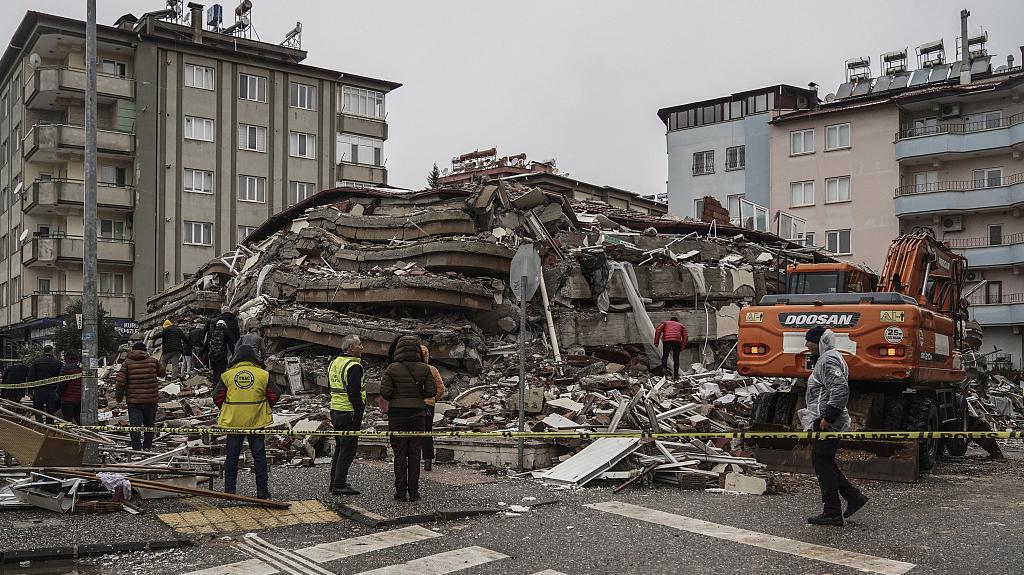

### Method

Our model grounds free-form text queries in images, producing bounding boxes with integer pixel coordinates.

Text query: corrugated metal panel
[538,438,641,487]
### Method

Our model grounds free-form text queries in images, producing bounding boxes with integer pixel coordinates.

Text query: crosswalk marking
[241,534,333,575]
[588,501,916,575]
[184,558,276,575]
[352,546,510,575]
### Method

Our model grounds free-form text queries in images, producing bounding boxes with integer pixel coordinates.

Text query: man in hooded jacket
[802,326,868,526]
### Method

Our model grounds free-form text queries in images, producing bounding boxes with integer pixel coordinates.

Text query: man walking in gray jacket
[803,326,868,526]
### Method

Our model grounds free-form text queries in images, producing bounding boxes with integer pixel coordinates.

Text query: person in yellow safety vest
[328,335,366,496]
[213,345,282,500]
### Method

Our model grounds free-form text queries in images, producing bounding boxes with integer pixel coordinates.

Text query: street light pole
[81,0,99,463]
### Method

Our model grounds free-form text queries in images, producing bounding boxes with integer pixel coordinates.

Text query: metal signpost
[510,244,541,471]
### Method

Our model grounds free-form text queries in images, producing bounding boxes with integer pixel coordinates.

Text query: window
[12,123,19,153]
[336,134,383,166]
[985,281,1002,304]
[801,231,816,247]
[10,225,20,256]
[825,176,851,203]
[913,171,938,193]
[694,198,705,219]
[184,168,214,194]
[238,73,268,102]
[99,59,126,78]
[0,188,6,212]
[37,278,51,294]
[99,164,127,186]
[727,194,744,219]
[237,225,258,244]
[1,140,6,167]
[184,221,213,246]
[289,82,316,110]
[0,283,6,307]
[289,181,315,206]
[238,124,267,152]
[980,111,1002,130]
[790,181,814,207]
[289,132,316,158]
[184,116,215,141]
[341,86,385,119]
[826,229,852,255]
[725,146,745,170]
[1,92,8,119]
[825,123,850,150]
[0,235,6,261]
[100,219,126,240]
[972,168,1002,189]
[12,71,21,102]
[237,175,267,203]
[10,277,18,305]
[36,225,50,237]
[913,117,937,135]
[790,129,814,155]
[185,64,215,90]
[100,272,125,295]
[778,213,796,239]
[989,224,1003,246]
[692,150,714,175]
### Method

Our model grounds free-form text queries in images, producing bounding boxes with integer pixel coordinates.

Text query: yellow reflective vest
[217,361,273,428]
[329,355,365,412]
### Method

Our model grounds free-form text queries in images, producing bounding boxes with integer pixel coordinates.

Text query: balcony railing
[21,291,134,320]
[22,235,135,267]
[945,232,1024,249]
[896,112,1024,140]
[895,172,1024,196]
[23,179,135,213]
[24,123,135,160]
[967,293,1024,306]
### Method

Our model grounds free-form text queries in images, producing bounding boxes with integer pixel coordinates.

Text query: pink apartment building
[769,22,1024,368]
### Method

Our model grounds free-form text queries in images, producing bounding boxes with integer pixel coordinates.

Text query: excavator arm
[876,230,967,316]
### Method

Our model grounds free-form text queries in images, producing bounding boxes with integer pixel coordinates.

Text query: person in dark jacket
[218,309,241,351]
[160,319,190,380]
[56,350,83,424]
[29,345,63,423]
[237,327,265,362]
[185,321,207,374]
[379,335,436,502]
[208,320,234,383]
[116,342,165,450]
[1,359,29,403]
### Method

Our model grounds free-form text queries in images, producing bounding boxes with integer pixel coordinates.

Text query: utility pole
[81,0,99,463]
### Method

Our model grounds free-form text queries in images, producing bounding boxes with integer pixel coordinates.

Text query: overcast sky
[5,0,1022,196]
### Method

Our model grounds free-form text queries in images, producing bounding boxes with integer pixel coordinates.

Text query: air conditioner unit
[941,215,964,232]
[966,270,983,282]
[940,103,961,118]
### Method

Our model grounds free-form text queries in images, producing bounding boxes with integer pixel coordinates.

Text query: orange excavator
[737,230,970,481]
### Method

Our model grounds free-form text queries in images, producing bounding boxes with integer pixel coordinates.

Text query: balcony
[894,113,1024,161]
[20,291,134,321]
[22,236,134,268]
[894,172,1024,216]
[25,67,133,110]
[337,114,388,140]
[947,232,1024,268]
[22,179,135,215]
[968,293,1024,326]
[336,162,387,186]
[23,124,135,162]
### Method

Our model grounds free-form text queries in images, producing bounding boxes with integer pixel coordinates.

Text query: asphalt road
[2,442,1022,575]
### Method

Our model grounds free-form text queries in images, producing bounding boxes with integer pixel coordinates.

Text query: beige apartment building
[769,21,1024,368]
[0,7,398,346]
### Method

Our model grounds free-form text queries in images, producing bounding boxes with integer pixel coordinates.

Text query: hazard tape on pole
[53,424,1023,441]
[0,371,97,390]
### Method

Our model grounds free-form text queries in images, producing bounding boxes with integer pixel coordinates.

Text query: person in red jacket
[56,350,83,424]
[654,316,688,380]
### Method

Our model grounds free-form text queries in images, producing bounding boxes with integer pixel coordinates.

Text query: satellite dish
[12,181,22,196]
[29,53,41,68]
[825,93,836,103]
[18,229,29,243]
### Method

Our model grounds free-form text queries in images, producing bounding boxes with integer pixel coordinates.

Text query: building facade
[0,8,399,345]
[657,85,816,225]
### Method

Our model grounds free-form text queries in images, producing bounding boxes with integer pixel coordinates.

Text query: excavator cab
[786,263,878,295]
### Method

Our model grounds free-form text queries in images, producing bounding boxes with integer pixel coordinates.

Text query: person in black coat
[29,345,63,423]
[1,360,29,403]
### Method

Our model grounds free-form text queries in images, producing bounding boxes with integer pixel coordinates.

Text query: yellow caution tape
[54,424,1023,441]
[0,371,98,390]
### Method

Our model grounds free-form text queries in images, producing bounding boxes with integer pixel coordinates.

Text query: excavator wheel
[907,396,938,471]
[944,437,969,457]
[882,395,907,430]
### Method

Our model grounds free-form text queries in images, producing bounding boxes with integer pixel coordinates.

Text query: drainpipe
[959,9,971,85]
[188,3,204,44]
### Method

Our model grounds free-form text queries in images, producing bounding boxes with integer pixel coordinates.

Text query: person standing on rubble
[160,319,190,380]
[185,321,207,375]
[213,345,280,500]
[209,320,234,383]
[654,316,688,380]
[28,345,63,422]
[328,335,366,496]
[380,334,436,502]
[238,327,265,362]
[116,342,166,451]
[1,358,29,404]
[56,350,83,424]
[218,307,241,351]
[420,344,445,471]
[802,326,868,526]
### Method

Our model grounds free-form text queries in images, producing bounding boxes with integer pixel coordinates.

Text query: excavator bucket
[746,435,920,482]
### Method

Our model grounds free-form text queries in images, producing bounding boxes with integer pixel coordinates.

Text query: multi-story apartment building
[767,13,1024,367]
[0,6,399,345]
[657,84,817,226]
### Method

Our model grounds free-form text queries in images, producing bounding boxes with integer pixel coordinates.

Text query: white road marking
[353,546,510,575]
[183,525,443,575]
[588,501,916,575]
[242,534,333,575]
[531,571,570,575]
